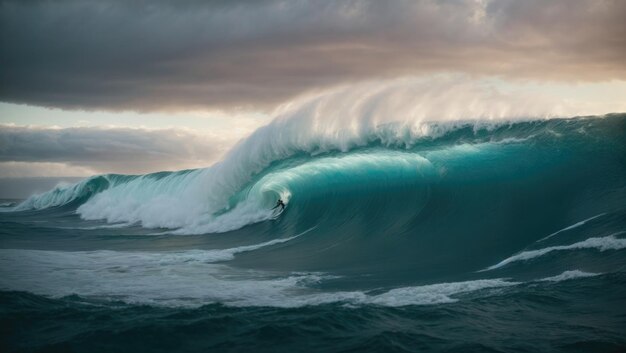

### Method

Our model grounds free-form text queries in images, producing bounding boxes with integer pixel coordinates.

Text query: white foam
[538,213,607,242]
[57,223,136,230]
[365,279,518,306]
[0,240,522,308]
[5,240,602,307]
[483,233,626,271]
[537,270,601,282]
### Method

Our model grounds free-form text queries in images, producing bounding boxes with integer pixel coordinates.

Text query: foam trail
[150,227,313,263]
[538,213,607,242]
[160,235,302,263]
[365,279,518,307]
[483,233,626,271]
[538,270,601,282]
[0,247,325,308]
[0,244,517,308]
[0,246,609,308]
[58,223,136,230]
[183,226,315,261]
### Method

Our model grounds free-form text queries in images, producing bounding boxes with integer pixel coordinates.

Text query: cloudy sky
[1,0,625,188]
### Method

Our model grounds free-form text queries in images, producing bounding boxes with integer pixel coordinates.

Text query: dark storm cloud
[0,124,229,173]
[1,0,624,111]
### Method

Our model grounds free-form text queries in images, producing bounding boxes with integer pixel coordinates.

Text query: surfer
[273,199,285,211]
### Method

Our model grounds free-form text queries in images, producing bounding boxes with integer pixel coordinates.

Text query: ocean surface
[1,114,625,352]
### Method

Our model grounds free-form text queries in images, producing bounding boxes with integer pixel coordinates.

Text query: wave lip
[483,234,626,271]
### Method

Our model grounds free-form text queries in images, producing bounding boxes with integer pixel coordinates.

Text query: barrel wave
[1,114,625,352]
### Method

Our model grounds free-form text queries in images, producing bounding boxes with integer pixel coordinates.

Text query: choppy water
[1,114,625,352]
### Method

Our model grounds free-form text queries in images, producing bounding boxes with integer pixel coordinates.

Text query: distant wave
[10,175,116,211]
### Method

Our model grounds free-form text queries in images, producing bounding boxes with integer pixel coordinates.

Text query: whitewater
[1,98,625,351]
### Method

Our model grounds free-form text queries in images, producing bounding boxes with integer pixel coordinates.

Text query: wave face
[2,114,626,352]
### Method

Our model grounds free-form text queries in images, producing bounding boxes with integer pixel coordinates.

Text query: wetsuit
[273,200,285,211]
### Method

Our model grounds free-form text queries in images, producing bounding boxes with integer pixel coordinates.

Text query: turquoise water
[1,115,625,352]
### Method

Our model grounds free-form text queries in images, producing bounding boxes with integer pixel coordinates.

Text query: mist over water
[1,113,625,352]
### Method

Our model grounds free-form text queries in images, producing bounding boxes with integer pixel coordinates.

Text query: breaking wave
[11,114,626,237]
